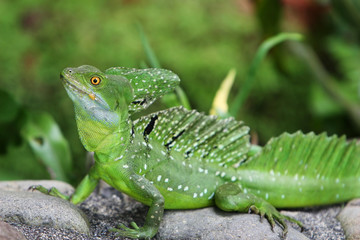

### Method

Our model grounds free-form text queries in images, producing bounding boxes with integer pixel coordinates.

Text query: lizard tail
[237,131,360,207]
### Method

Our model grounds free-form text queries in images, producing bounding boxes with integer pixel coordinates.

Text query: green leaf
[332,0,360,29]
[0,142,50,181]
[137,23,161,69]
[0,89,20,124]
[21,111,71,181]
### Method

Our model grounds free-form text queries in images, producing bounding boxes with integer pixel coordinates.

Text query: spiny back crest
[134,106,251,167]
[243,131,360,179]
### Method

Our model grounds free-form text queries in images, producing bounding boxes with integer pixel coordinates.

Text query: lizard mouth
[60,70,110,110]
[60,72,91,97]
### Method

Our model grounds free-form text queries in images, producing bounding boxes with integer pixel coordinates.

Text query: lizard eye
[90,76,101,85]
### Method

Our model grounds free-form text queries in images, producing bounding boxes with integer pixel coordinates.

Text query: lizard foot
[249,202,304,238]
[28,185,70,201]
[110,222,156,240]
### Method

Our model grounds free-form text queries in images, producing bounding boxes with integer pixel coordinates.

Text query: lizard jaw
[60,71,90,97]
[60,70,111,111]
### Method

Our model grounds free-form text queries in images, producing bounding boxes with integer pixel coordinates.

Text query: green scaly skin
[30,65,360,239]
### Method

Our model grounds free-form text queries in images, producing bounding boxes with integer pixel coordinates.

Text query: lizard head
[61,65,133,112]
[61,65,133,151]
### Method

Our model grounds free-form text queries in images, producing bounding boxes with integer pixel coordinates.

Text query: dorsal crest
[105,67,180,113]
[133,106,251,167]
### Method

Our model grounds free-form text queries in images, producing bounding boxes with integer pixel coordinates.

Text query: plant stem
[230,33,303,116]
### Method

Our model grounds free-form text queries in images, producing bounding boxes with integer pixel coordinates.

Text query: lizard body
[32,65,360,239]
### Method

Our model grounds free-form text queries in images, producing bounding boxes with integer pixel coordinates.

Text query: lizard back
[123,106,251,208]
[133,106,250,167]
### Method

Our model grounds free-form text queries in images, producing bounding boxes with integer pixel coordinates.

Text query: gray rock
[0,190,90,235]
[0,221,27,240]
[338,199,360,240]
[1,182,347,239]
[158,207,308,240]
[284,206,345,240]
[0,180,74,193]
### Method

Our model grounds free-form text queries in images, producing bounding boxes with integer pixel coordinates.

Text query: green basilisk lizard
[31,65,360,239]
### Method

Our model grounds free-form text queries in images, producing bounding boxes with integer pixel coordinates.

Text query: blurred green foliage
[0,90,71,181]
[0,0,359,183]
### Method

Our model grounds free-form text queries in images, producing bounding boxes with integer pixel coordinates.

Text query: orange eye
[90,76,101,85]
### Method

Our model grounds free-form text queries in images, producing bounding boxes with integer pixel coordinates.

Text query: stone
[0,221,27,240]
[338,198,360,240]
[0,190,90,235]
[0,180,74,193]
[158,207,309,240]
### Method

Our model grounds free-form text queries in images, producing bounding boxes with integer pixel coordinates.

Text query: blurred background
[0,0,359,184]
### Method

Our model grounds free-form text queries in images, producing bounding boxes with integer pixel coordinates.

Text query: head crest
[105,67,180,113]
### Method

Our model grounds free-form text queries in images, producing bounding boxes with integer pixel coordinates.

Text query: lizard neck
[94,117,132,164]
[74,101,132,163]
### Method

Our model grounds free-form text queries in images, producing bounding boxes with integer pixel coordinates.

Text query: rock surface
[159,208,308,240]
[338,198,360,240]
[0,180,74,193]
[0,180,348,239]
[0,188,90,234]
[0,221,27,240]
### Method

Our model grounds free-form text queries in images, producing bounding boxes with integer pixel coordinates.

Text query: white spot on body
[123,164,129,169]
[157,175,162,182]
[208,192,215,199]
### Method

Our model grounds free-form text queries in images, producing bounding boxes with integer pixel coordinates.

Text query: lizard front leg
[111,173,164,239]
[29,166,99,204]
[214,183,303,237]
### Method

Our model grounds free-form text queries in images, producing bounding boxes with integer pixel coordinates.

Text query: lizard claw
[251,201,303,238]
[28,185,70,201]
[249,205,259,214]
[110,222,155,239]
